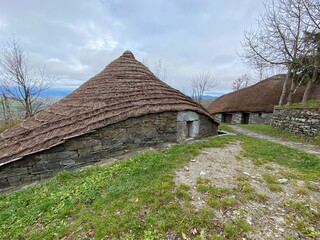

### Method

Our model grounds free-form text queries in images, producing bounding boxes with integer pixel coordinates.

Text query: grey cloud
[0,0,265,95]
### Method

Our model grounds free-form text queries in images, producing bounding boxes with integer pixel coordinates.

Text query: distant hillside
[0,96,61,121]
[201,98,216,108]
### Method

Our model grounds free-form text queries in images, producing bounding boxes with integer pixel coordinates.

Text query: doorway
[241,113,250,124]
[222,113,233,124]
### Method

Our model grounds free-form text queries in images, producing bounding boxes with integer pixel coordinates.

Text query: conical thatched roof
[0,51,214,165]
[207,74,320,114]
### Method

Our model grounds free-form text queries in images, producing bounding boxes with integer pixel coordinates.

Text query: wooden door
[223,113,232,124]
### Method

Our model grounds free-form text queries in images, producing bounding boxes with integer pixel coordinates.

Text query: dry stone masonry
[271,107,320,136]
[0,111,217,191]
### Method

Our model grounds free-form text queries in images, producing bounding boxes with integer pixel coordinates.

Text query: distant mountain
[41,88,72,97]
[201,95,219,100]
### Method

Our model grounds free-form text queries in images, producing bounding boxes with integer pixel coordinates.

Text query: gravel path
[230,125,320,157]
[175,142,320,239]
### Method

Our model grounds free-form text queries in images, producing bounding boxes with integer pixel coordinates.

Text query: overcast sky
[0,0,266,96]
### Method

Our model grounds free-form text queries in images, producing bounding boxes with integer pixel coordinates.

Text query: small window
[258,113,262,117]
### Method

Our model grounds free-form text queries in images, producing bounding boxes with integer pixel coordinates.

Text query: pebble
[200,171,206,176]
[297,180,305,187]
[191,159,196,162]
[275,216,285,225]
[277,179,288,184]
[184,167,189,171]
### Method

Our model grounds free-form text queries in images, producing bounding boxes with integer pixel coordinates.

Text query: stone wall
[271,108,320,136]
[0,111,217,191]
[231,113,242,124]
[213,112,272,124]
[249,113,273,124]
[212,113,222,123]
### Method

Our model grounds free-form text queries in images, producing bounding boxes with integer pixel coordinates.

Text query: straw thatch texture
[207,74,320,114]
[0,51,214,165]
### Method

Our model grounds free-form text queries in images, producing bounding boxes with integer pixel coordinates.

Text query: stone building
[207,75,320,124]
[0,51,218,190]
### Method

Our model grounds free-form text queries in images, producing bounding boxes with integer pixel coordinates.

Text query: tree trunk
[302,78,314,104]
[286,82,296,106]
[25,94,32,118]
[302,45,320,104]
[279,66,292,106]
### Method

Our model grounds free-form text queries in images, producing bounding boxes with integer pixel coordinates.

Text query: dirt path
[229,125,320,157]
[175,142,320,239]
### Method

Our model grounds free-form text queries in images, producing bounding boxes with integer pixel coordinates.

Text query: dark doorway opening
[187,121,193,138]
[241,113,250,124]
[222,113,233,124]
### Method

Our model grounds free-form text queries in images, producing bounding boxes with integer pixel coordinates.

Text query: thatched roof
[207,74,320,114]
[0,51,215,166]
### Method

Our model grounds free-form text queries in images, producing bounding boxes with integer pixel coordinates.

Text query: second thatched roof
[207,74,320,114]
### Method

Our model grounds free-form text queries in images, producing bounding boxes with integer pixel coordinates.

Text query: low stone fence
[271,107,320,136]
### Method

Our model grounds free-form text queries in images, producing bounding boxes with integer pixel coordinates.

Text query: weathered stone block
[177,121,188,142]
[177,111,199,122]
[59,159,76,166]
[189,120,200,138]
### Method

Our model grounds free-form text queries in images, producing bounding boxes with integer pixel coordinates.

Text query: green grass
[239,124,320,147]
[241,134,320,180]
[284,99,320,109]
[0,135,236,239]
[286,201,320,238]
[220,123,320,179]
[1,129,319,239]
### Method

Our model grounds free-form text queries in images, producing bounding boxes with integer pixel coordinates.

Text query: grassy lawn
[237,124,320,147]
[0,131,319,239]
[284,99,320,109]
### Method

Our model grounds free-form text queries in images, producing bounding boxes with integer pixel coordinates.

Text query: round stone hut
[0,51,218,190]
[207,74,320,124]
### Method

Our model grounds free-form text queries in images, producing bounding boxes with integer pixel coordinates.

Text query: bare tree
[232,74,252,91]
[0,36,54,118]
[302,35,320,103]
[154,59,168,82]
[191,70,217,103]
[241,0,315,106]
[301,0,320,103]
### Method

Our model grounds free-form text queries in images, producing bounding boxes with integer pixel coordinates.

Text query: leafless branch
[191,70,217,103]
[232,74,252,91]
[0,36,54,117]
